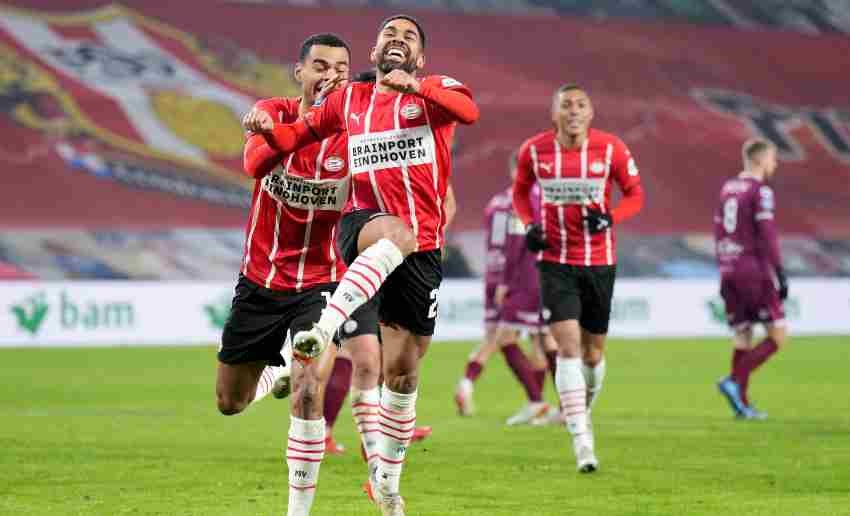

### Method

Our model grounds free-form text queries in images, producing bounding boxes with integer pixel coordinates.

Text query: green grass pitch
[2,337,849,515]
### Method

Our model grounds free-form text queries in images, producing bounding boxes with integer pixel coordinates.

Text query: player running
[455,153,558,425]
[715,138,788,420]
[245,15,479,514]
[217,33,351,516]
[512,84,644,473]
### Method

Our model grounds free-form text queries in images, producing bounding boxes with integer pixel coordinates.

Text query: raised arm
[417,76,479,125]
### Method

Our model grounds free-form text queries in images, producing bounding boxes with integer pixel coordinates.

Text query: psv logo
[323,156,345,172]
[401,103,423,120]
[590,161,605,174]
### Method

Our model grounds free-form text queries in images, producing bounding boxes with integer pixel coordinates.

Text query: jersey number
[427,289,439,319]
[723,198,738,234]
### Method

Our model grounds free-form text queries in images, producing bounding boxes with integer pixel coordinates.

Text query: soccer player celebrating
[512,84,644,473]
[455,153,557,425]
[715,138,787,420]
[216,33,351,516]
[246,15,479,514]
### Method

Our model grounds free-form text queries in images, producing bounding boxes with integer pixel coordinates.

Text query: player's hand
[494,284,509,307]
[584,208,613,234]
[315,75,347,106]
[379,70,420,94]
[525,223,548,252]
[242,108,274,133]
[776,267,789,301]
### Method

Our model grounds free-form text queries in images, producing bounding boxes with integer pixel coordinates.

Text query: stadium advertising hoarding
[1,279,848,346]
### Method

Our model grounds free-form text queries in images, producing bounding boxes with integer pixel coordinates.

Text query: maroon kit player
[455,153,558,425]
[715,138,788,420]
[512,84,644,473]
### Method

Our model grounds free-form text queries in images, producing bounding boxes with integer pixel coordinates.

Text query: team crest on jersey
[323,156,345,172]
[401,103,423,120]
[590,161,606,174]
[441,76,462,88]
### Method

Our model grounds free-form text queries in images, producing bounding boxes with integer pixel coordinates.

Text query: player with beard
[715,138,787,420]
[245,21,478,513]
[225,33,351,516]
[512,84,644,473]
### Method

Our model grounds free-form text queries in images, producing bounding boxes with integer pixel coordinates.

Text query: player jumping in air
[715,138,788,420]
[246,15,479,515]
[512,84,644,473]
[219,33,351,516]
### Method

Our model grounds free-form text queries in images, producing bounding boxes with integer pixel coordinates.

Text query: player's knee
[217,392,248,416]
[385,223,416,256]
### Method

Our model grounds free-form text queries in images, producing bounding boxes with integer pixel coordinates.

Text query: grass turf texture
[1,337,849,515]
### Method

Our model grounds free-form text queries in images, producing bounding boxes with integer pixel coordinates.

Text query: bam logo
[10,292,49,336]
[203,294,232,330]
[693,88,850,162]
[9,291,134,335]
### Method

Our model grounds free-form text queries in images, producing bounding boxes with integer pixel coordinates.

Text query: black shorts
[338,299,381,341]
[538,261,616,334]
[218,275,337,365]
[338,209,443,336]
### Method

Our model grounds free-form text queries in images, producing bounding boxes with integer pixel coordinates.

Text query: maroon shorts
[720,274,785,330]
[498,285,543,331]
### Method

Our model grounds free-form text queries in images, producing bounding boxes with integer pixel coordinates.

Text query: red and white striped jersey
[241,97,348,291]
[516,128,641,266]
[305,75,472,252]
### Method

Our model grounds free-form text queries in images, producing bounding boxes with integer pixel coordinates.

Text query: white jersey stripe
[603,143,613,265]
[580,137,591,266]
[395,95,419,251]
[422,105,442,248]
[295,139,328,291]
[530,144,545,242]
[554,139,567,264]
[343,85,357,209]
[242,186,264,275]
[363,89,387,212]
[264,154,293,288]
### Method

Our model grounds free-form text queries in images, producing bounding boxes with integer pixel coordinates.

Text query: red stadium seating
[2,1,850,238]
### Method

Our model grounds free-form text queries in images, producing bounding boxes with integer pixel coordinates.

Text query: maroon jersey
[241,97,347,291]
[305,76,473,252]
[714,172,782,279]
[483,188,512,287]
[514,128,641,266]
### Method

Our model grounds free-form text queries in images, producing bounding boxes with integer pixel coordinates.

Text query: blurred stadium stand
[1,0,848,280]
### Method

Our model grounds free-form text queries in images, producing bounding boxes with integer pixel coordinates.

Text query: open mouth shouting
[384,44,408,62]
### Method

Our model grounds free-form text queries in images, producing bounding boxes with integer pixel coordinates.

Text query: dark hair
[555,83,585,96]
[353,69,377,83]
[379,15,426,48]
[298,33,350,63]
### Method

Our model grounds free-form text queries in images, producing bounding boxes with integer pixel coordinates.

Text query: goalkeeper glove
[584,208,613,234]
[525,223,548,252]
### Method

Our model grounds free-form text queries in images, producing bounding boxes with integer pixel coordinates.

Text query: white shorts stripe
[363,89,386,212]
